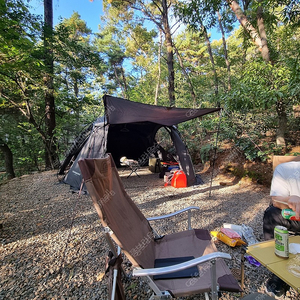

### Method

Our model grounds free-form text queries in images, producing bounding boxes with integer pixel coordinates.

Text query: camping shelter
[59,95,220,190]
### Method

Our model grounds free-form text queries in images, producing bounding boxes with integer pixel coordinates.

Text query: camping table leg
[126,162,140,178]
[127,169,140,178]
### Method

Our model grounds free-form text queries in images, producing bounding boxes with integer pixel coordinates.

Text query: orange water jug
[171,170,187,188]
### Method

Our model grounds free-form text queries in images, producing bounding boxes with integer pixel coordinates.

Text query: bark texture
[0,139,15,179]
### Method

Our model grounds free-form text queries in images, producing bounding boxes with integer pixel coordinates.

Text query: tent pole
[208,109,222,197]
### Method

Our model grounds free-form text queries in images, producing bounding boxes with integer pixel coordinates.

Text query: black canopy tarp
[104,95,220,126]
[59,95,220,189]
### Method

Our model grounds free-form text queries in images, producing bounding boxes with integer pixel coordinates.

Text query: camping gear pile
[163,169,187,188]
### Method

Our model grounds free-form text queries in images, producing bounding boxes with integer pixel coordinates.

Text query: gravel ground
[0,166,299,300]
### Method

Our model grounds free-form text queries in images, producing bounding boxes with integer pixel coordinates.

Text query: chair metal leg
[111,268,118,300]
[188,209,192,230]
[210,259,218,300]
[111,246,121,300]
[104,228,127,278]
[148,291,172,299]
[240,246,246,298]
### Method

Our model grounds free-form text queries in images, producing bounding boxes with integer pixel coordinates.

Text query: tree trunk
[162,0,175,107]
[227,0,263,50]
[173,45,197,107]
[276,100,287,147]
[154,29,162,106]
[202,25,218,96]
[0,139,15,179]
[120,67,128,99]
[217,11,231,91]
[257,0,270,63]
[74,78,80,132]
[44,0,58,169]
[114,65,126,98]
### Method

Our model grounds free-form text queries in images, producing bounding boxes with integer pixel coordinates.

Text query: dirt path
[0,168,298,299]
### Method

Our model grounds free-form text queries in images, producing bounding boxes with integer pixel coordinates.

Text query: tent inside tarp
[59,95,220,190]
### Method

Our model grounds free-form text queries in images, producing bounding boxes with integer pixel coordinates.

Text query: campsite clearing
[0,167,299,299]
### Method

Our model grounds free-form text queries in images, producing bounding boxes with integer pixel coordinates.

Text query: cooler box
[171,170,187,188]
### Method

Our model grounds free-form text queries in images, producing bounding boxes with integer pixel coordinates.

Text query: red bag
[171,170,187,188]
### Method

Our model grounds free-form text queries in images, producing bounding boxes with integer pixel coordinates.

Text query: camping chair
[78,155,241,300]
[119,156,140,178]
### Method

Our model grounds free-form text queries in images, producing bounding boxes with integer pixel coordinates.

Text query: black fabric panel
[104,95,220,126]
[170,127,196,186]
[194,229,212,240]
[218,274,243,292]
[153,256,199,280]
[63,122,108,190]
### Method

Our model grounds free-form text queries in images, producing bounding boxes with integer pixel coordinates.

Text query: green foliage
[200,144,212,163]
[223,60,290,111]
[1,0,300,179]
[52,13,106,161]
[0,0,45,176]
[0,5,105,176]
[235,137,265,161]
[285,152,300,156]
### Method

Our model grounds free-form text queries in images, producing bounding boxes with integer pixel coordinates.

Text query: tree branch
[0,92,28,118]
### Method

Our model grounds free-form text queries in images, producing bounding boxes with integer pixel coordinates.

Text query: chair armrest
[132,252,231,277]
[147,206,200,221]
[147,206,200,231]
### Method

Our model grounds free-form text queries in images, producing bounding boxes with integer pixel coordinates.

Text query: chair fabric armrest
[132,252,231,277]
[147,206,200,221]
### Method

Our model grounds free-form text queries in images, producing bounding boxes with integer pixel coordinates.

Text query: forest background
[0,0,300,185]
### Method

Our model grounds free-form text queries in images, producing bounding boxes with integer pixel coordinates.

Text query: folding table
[123,159,140,178]
[247,236,300,293]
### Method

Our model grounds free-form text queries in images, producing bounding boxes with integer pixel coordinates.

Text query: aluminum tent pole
[209,109,222,198]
